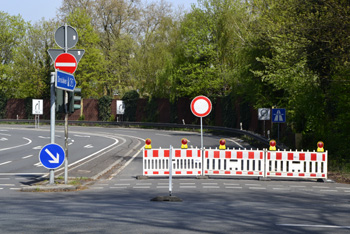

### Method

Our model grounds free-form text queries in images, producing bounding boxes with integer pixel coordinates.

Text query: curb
[21,184,77,192]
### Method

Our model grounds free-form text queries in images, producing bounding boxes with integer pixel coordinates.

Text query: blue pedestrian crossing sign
[39,144,65,169]
[272,108,286,123]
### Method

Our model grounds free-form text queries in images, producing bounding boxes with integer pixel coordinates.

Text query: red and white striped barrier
[143,148,202,176]
[204,149,264,176]
[266,150,328,179]
[142,147,328,180]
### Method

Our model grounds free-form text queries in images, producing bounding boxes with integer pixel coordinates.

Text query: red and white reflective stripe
[174,149,201,158]
[144,149,170,158]
[205,150,263,159]
[268,151,326,161]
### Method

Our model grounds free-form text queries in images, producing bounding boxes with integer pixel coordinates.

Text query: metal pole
[169,145,172,197]
[201,117,204,175]
[50,72,55,185]
[64,23,68,53]
[64,91,68,184]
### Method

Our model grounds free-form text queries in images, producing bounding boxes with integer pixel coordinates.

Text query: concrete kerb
[21,184,77,192]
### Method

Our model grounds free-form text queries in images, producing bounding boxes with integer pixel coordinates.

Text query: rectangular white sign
[32,99,43,115]
[116,100,125,115]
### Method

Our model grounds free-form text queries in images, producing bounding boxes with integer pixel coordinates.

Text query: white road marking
[22,155,33,159]
[33,146,42,150]
[74,135,91,138]
[0,161,12,166]
[0,137,8,141]
[227,138,244,148]
[276,224,350,229]
[38,136,50,139]
[34,162,43,167]
[203,186,220,189]
[0,184,15,186]
[0,137,32,152]
[84,144,94,148]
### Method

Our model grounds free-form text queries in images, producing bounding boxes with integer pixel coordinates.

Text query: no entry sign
[55,53,77,74]
[191,96,212,117]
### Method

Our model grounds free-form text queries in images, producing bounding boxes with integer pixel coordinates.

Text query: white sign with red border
[190,96,212,117]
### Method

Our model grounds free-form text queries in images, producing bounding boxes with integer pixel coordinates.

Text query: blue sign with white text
[56,70,76,92]
[272,108,286,123]
[39,144,65,169]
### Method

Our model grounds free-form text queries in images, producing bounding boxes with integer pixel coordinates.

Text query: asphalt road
[0,124,349,233]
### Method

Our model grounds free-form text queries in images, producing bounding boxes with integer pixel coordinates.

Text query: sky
[0,0,198,23]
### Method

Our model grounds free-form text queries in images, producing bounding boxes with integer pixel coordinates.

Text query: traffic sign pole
[50,72,55,185]
[190,96,212,176]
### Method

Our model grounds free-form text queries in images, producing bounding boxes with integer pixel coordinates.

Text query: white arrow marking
[45,149,60,164]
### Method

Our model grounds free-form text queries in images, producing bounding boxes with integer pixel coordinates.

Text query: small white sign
[258,108,270,120]
[32,99,43,115]
[116,100,125,115]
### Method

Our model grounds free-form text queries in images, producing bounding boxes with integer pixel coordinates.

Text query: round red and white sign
[55,53,77,74]
[190,96,212,117]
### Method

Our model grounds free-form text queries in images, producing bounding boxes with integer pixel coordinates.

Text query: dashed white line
[22,155,33,159]
[0,161,12,166]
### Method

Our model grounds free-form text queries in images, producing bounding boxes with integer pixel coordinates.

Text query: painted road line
[203,186,220,189]
[225,187,242,189]
[0,137,31,152]
[133,186,151,189]
[22,155,33,159]
[249,187,266,190]
[180,186,197,188]
[0,184,15,186]
[276,224,350,229]
[0,161,12,166]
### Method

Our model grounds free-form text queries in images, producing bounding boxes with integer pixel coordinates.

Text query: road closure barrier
[143,148,202,176]
[204,149,264,176]
[266,150,327,179]
[142,147,328,180]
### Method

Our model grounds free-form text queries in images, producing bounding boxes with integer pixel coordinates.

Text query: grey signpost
[47,24,84,185]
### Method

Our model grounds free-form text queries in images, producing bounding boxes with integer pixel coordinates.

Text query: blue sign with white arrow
[272,108,286,123]
[39,144,65,169]
[55,70,76,92]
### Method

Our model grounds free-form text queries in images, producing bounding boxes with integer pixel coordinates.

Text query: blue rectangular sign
[272,108,286,123]
[55,70,76,92]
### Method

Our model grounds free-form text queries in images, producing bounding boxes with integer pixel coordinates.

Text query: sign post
[258,108,271,137]
[48,23,84,185]
[272,108,286,142]
[32,99,43,129]
[190,96,212,175]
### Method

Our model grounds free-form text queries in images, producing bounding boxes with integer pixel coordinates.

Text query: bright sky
[0,0,198,23]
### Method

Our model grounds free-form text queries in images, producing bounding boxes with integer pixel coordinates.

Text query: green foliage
[0,94,7,118]
[144,98,158,122]
[98,96,112,121]
[122,90,139,122]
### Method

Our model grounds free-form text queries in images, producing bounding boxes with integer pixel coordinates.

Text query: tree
[0,12,28,98]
